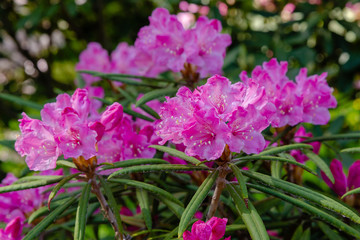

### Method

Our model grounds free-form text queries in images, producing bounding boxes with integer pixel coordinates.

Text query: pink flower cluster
[15,89,157,171]
[183,217,230,240]
[156,75,274,160]
[240,58,337,127]
[76,8,231,87]
[136,8,231,77]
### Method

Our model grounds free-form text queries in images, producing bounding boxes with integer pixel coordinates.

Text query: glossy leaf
[135,88,178,107]
[249,183,360,239]
[304,149,334,183]
[101,158,169,170]
[0,176,64,193]
[47,173,80,209]
[149,145,202,165]
[23,196,77,240]
[136,188,152,230]
[178,170,219,238]
[74,183,91,240]
[108,164,209,178]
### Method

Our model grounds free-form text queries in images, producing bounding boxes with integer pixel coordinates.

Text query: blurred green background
[1,0,360,176]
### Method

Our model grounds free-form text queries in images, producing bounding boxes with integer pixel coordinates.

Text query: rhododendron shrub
[3,6,360,240]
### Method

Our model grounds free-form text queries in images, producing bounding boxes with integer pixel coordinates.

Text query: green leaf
[0,176,64,193]
[342,187,360,198]
[241,170,360,224]
[74,183,91,240]
[136,189,152,230]
[178,170,219,238]
[0,140,15,150]
[156,195,184,219]
[101,158,169,170]
[304,149,334,183]
[0,93,43,110]
[135,88,178,107]
[233,155,315,175]
[98,176,124,234]
[291,225,303,240]
[301,133,360,143]
[108,164,208,178]
[317,221,343,240]
[123,108,155,122]
[248,183,360,239]
[56,160,77,168]
[149,145,202,165]
[226,184,269,240]
[258,143,313,156]
[341,147,360,153]
[48,173,80,209]
[78,70,172,82]
[229,164,248,199]
[23,196,77,240]
[108,179,183,207]
[140,104,160,119]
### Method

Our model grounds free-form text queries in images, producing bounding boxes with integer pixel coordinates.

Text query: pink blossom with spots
[186,16,231,77]
[156,75,272,160]
[135,8,189,72]
[241,58,337,127]
[75,42,110,87]
[0,217,23,240]
[135,8,231,77]
[110,42,166,82]
[183,217,230,240]
[295,68,337,125]
[16,89,124,170]
[321,160,360,197]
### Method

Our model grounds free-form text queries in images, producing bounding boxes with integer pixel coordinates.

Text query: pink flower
[75,42,110,86]
[135,8,188,72]
[321,160,360,197]
[110,42,165,80]
[15,113,61,171]
[295,68,337,125]
[290,126,321,163]
[183,217,230,240]
[156,75,271,160]
[186,17,231,77]
[0,217,23,240]
[241,58,337,127]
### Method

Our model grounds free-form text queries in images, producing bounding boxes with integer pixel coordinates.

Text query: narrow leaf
[229,164,248,199]
[233,155,315,175]
[48,173,80,209]
[135,88,178,107]
[0,140,15,150]
[227,184,269,240]
[249,183,360,239]
[301,133,360,143]
[156,195,184,219]
[108,179,183,207]
[0,93,43,110]
[136,189,152,230]
[101,158,169,170]
[304,149,334,183]
[108,164,209,178]
[342,187,360,198]
[78,70,172,82]
[258,143,313,156]
[98,176,124,234]
[23,196,77,240]
[74,183,91,240]
[123,108,155,122]
[56,160,77,168]
[178,170,219,237]
[341,147,360,153]
[241,170,360,224]
[149,145,202,165]
[317,221,343,240]
[0,176,64,193]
